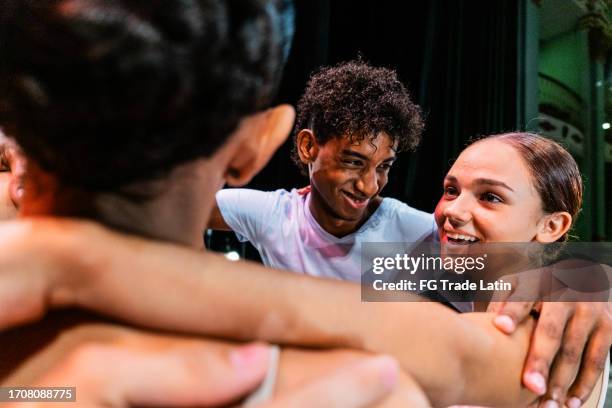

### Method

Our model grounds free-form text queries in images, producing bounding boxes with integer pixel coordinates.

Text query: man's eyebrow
[341,149,368,161]
[445,175,514,192]
[341,149,396,162]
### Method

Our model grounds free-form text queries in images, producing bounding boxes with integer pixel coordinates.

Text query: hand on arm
[4,324,420,408]
[9,341,416,408]
[14,342,271,408]
[341,303,537,407]
[489,300,612,407]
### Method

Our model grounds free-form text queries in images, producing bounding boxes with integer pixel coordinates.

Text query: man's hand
[488,300,612,407]
[265,354,408,407]
[6,341,404,408]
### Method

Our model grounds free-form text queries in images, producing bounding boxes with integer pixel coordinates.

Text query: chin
[336,209,364,222]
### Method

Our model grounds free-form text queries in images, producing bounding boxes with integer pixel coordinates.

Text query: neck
[20,160,220,248]
[307,186,382,238]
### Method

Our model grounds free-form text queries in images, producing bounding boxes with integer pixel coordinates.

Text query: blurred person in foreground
[0,1,605,407]
[0,0,425,406]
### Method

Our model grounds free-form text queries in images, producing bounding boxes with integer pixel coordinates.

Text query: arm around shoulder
[0,218,537,407]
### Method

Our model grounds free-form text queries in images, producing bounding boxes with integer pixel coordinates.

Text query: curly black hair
[292,60,424,173]
[0,0,294,192]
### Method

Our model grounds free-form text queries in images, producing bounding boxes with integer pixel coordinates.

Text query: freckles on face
[434,139,545,243]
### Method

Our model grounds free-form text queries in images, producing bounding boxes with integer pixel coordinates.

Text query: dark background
[209,0,612,254]
[255,0,521,213]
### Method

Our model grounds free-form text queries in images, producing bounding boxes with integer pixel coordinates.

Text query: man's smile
[340,190,369,209]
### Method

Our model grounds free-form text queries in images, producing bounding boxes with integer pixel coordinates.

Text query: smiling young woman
[433,132,611,408]
[435,132,582,245]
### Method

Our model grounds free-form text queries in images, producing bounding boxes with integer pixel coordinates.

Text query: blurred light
[224,250,240,261]
[603,123,610,130]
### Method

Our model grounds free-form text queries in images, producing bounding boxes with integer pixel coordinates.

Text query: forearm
[451,312,535,406]
[64,230,358,345]
[5,217,361,346]
[2,314,428,408]
[332,303,535,407]
[41,220,534,406]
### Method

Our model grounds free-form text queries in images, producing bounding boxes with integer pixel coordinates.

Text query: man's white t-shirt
[216,188,437,281]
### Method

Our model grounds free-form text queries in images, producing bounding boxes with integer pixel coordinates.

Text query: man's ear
[535,211,572,242]
[225,104,295,186]
[296,129,318,167]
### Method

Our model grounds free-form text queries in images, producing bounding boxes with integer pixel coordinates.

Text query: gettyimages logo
[372,253,487,275]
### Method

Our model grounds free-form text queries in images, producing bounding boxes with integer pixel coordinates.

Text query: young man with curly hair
[210,60,435,281]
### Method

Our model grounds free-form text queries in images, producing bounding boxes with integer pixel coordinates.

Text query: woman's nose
[443,194,473,226]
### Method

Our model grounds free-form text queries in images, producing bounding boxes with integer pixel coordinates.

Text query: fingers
[541,304,595,406]
[490,266,550,334]
[39,341,271,407]
[486,301,503,313]
[492,301,535,334]
[265,355,402,408]
[36,350,413,408]
[488,274,519,309]
[567,322,612,406]
[522,303,572,396]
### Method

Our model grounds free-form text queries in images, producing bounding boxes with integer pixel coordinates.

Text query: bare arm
[1,218,535,406]
[207,198,232,230]
[0,313,425,408]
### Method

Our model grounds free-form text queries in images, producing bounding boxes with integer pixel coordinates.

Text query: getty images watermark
[371,252,513,292]
[361,242,612,303]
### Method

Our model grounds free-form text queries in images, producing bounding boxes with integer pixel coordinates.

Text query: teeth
[344,192,365,202]
[447,232,478,242]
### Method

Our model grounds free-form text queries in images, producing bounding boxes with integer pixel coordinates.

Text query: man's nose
[355,168,379,198]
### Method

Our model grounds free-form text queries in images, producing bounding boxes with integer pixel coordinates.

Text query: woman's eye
[444,186,458,197]
[481,192,503,203]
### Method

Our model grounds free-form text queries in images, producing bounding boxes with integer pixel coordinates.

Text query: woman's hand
[489,299,612,407]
